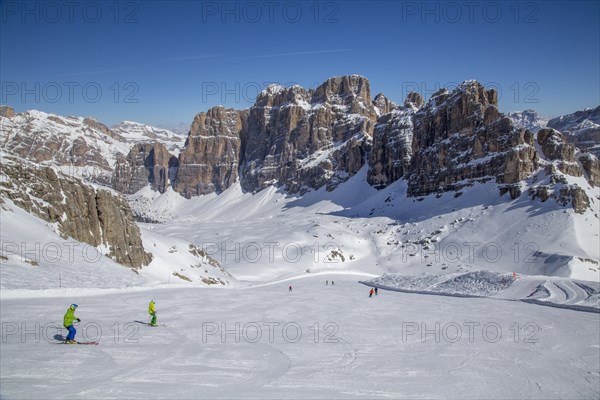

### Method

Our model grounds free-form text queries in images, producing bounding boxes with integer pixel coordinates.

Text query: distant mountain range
[508,107,600,157]
[1,76,599,281]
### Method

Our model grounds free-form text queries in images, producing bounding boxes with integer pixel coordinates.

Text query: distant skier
[331,281,334,286]
[326,280,328,285]
[63,304,81,344]
[148,300,157,327]
[369,288,374,298]
[375,287,378,295]
[289,285,293,292]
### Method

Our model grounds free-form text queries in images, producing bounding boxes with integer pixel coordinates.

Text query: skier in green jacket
[63,304,80,344]
[148,300,157,326]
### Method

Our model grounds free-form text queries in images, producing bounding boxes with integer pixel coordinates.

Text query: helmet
[71,304,78,309]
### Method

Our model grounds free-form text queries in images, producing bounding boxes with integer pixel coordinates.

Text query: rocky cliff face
[173,75,377,195]
[114,143,178,194]
[240,75,376,193]
[0,156,152,268]
[536,128,582,177]
[578,153,600,187]
[3,77,597,216]
[0,105,15,118]
[367,80,594,213]
[404,81,540,197]
[367,97,419,189]
[174,107,245,198]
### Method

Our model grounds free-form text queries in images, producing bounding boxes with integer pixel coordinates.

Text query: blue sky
[1,0,599,128]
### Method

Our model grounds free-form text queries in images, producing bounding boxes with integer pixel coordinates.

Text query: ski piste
[134,320,167,327]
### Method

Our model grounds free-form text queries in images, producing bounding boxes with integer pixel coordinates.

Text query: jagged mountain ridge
[0,106,184,186]
[1,77,599,285]
[0,155,152,269]
[1,76,599,215]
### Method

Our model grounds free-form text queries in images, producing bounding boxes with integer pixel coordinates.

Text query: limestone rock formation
[0,105,15,118]
[113,143,178,194]
[174,75,377,195]
[0,157,152,268]
[537,128,582,177]
[405,81,539,196]
[240,75,376,193]
[174,106,245,198]
[373,93,396,115]
[578,153,600,186]
[367,103,416,189]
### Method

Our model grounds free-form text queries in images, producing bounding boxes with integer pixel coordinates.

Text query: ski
[53,341,99,345]
[134,320,167,327]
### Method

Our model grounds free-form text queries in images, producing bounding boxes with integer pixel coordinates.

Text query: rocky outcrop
[537,128,582,177]
[373,93,396,115]
[174,75,377,195]
[240,75,376,193]
[405,81,540,196]
[113,143,178,194]
[559,186,590,214]
[527,183,590,214]
[241,76,374,193]
[367,103,416,189]
[0,105,15,118]
[364,80,593,213]
[537,129,575,161]
[404,92,424,109]
[0,157,152,268]
[579,153,600,186]
[174,106,246,198]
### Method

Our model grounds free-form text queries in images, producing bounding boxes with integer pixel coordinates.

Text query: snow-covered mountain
[0,107,129,184]
[1,77,599,290]
[547,105,600,156]
[110,120,184,156]
[0,107,185,185]
[507,109,548,132]
[1,79,599,400]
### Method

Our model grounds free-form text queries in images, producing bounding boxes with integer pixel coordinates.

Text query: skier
[375,287,378,295]
[326,280,328,285]
[369,288,374,298]
[148,300,157,327]
[63,304,80,344]
[289,285,293,292]
[332,281,334,285]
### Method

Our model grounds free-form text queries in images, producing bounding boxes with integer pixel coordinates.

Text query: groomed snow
[1,274,598,399]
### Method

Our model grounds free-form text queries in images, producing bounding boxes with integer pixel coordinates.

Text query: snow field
[1,274,598,399]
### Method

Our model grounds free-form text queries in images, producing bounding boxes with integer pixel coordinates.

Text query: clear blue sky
[1,0,599,128]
